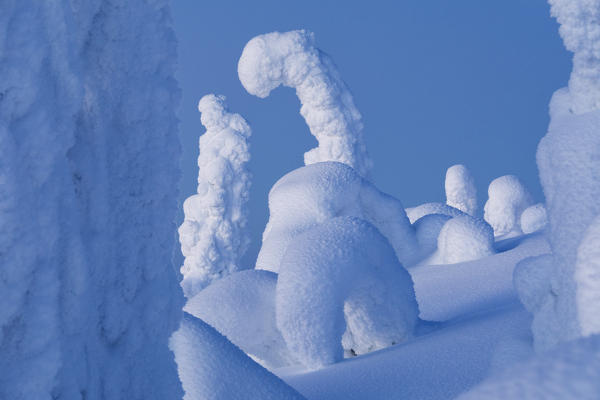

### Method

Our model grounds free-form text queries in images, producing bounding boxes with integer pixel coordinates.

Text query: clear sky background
[173,0,571,268]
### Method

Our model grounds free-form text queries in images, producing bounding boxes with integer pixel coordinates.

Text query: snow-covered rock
[520,203,548,234]
[413,214,453,261]
[276,216,419,370]
[436,215,495,264]
[257,162,418,272]
[238,30,372,177]
[178,94,252,298]
[171,313,305,400]
[445,164,477,216]
[406,202,465,224]
[184,270,293,368]
[484,175,534,237]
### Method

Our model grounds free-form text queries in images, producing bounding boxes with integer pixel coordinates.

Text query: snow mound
[436,215,495,264]
[513,254,554,314]
[179,94,252,298]
[184,270,293,368]
[257,162,418,272]
[406,202,465,224]
[575,215,600,337]
[276,217,419,370]
[484,175,534,237]
[238,30,372,176]
[413,214,453,261]
[445,164,477,216]
[171,313,305,400]
[458,334,600,400]
[520,203,548,234]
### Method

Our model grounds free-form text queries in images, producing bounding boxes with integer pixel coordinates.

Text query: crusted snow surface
[520,203,548,234]
[435,215,495,265]
[484,175,534,237]
[184,269,293,368]
[445,164,477,216]
[575,215,600,336]
[275,217,419,370]
[413,214,453,261]
[178,94,252,298]
[238,30,372,177]
[405,202,465,224]
[171,313,305,400]
[257,162,418,272]
[458,334,600,400]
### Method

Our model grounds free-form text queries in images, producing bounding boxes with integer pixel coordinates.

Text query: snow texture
[575,215,600,336]
[484,175,534,237]
[238,30,372,177]
[435,215,495,265]
[445,164,477,216]
[413,214,453,261]
[257,162,418,272]
[513,254,554,314]
[520,203,548,234]
[549,0,600,115]
[184,269,293,368]
[178,94,252,298]
[276,217,419,370]
[0,1,183,399]
[171,313,305,400]
[458,334,600,400]
[405,202,465,224]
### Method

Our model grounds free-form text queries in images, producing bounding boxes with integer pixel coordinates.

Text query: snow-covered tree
[484,175,533,237]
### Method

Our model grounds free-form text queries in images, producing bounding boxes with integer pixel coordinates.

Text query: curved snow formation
[520,203,548,234]
[179,94,252,298]
[184,270,293,368]
[276,217,419,370]
[458,334,600,400]
[445,164,477,216]
[436,215,495,264]
[170,313,306,400]
[513,254,554,314]
[413,214,453,261]
[484,175,534,237]
[257,162,418,272]
[406,202,466,224]
[1,2,183,399]
[575,215,600,337]
[238,30,372,177]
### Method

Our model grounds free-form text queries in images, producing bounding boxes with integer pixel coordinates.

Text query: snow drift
[178,94,252,298]
[238,30,372,177]
[276,217,419,370]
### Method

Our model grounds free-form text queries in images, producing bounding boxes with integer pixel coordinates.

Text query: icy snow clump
[484,175,534,237]
[238,30,372,177]
[179,94,252,298]
[520,203,548,234]
[276,216,419,370]
[405,202,465,224]
[184,270,293,368]
[257,162,418,272]
[445,164,477,216]
[436,215,495,264]
[171,313,305,400]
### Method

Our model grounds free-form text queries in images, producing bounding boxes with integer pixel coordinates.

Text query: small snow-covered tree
[179,94,252,298]
[484,175,533,237]
[445,164,477,216]
[238,30,372,177]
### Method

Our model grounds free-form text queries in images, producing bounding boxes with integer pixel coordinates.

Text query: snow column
[533,0,600,350]
[238,30,373,177]
[179,94,252,298]
[0,1,183,399]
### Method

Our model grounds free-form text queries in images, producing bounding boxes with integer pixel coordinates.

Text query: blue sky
[173,0,571,267]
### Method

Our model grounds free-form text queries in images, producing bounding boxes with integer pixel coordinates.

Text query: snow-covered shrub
[484,175,534,237]
[458,334,600,400]
[405,202,465,224]
[276,216,419,370]
[184,270,293,368]
[257,162,418,272]
[513,254,554,314]
[171,313,306,400]
[1,2,183,399]
[520,203,548,234]
[445,164,477,216]
[238,30,372,177]
[575,215,600,337]
[436,215,495,264]
[413,214,453,260]
[179,94,252,298]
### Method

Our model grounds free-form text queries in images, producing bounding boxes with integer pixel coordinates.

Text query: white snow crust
[275,217,419,370]
[445,164,477,216]
[405,202,465,224]
[238,30,372,177]
[435,215,495,265]
[484,175,534,237]
[413,214,453,261]
[178,94,252,298]
[575,215,600,336]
